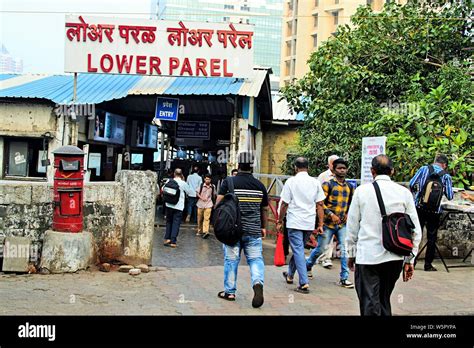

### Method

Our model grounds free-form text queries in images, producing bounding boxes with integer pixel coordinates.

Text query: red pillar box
[52,146,85,233]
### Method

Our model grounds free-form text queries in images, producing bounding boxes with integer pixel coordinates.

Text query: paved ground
[1,226,473,315]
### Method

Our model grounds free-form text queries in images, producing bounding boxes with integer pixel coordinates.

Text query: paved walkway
[1,226,473,315]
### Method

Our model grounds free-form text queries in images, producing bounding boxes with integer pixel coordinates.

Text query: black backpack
[373,181,415,256]
[212,177,242,246]
[417,165,447,213]
[162,179,181,205]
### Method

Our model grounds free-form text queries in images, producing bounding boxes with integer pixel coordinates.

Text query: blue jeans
[186,196,197,222]
[223,235,264,295]
[287,229,313,286]
[165,208,183,244]
[306,225,349,281]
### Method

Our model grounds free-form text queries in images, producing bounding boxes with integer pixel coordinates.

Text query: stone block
[2,236,31,273]
[129,268,141,276]
[40,230,94,273]
[119,265,133,273]
[0,184,32,205]
[31,183,53,204]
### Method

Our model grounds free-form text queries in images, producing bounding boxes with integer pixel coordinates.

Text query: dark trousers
[355,260,403,316]
[165,207,183,244]
[417,209,441,267]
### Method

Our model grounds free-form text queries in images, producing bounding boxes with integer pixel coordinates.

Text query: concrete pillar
[116,170,157,265]
[254,129,263,174]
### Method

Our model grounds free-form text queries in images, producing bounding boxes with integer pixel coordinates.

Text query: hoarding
[89,111,126,145]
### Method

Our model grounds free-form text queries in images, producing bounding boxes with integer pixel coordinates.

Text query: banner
[361,136,387,184]
[64,15,254,78]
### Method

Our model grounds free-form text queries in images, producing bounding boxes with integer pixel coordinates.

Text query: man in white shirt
[186,166,203,223]
[346,155,422,316]
[317,154,339,184]
[277,157,326,294]
[164,168,195,248]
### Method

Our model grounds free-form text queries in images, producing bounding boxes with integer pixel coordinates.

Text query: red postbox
[52,145,85,233]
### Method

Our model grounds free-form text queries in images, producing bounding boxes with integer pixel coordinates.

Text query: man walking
[196,174,216,239]
[186,166,202,223]
[277,157,326,294]
[216,152,268,308]
[306,158,354,288]
[164,168,195,248]
[409,154,453,271]
[346,155,422,316]
[318,154,339,183]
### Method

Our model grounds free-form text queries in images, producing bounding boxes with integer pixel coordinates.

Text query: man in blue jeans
[277,157,326,294]
[216,152,268,308]
[306,158,354,288]
[164,168,194,248]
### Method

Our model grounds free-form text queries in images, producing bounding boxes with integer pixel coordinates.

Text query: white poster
[361,136,387,184]
[64,15,254,78]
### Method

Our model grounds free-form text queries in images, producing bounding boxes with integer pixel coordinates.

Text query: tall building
[280,0,407,86]
[0,45,23,74]
[151,0,284,77]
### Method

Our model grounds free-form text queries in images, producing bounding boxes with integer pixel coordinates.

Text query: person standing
[306,158,355,288]
[409,154,454,271]
[277,157,326,294]
[216,152,268,308]
[346,155,422,316]
[164,168,195,248]
[316,154,339,268]
[231,169,238,176]
[196,174,216,239]
[186,166,202,223]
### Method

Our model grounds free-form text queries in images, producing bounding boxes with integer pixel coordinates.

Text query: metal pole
[160,130,165,178]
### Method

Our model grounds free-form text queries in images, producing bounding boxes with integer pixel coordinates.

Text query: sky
[0,0,151,74]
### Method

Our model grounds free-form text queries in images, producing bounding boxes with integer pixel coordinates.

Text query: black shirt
[218,173,269,237]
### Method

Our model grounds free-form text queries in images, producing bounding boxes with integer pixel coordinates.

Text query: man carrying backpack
[163,168,195,248]
[409,154,454,272]
[215,152,269,308]
[196,174,216,239]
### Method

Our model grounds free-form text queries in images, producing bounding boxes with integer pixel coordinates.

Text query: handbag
[373,181,415,256]
[274,232,286,267]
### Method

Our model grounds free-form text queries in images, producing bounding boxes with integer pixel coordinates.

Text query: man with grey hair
[318,155,339,184]
[346,154,422,316]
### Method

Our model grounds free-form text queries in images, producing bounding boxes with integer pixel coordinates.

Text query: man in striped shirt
[409,154,454,272]
[216,152,269,308]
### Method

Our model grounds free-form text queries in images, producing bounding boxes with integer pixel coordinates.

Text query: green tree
[281,0,473,185]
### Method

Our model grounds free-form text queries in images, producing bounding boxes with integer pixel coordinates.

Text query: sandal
[295,285,310,294]
[282,272,294,284]
[163,240,171,246]
[217,291,236,301]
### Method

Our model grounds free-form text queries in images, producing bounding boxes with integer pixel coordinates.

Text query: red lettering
[100,54,113,73]
[87,54,98,72]
[115,55,133,73]
[180,58,193,76]
[169,57,180,75]
[149,56,161,75]
[223,59,233,77]
[196,58,208,77]
[136,55,147,74]
[210,59,220,77]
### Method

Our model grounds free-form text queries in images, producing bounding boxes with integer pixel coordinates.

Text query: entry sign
[361,136,387,185]
[154,97,179,122]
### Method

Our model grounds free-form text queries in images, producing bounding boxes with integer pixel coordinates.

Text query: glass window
[333,11,339,25]
[224,4,234,10]
[312,34,318,47]
[7,141,28,176]
[313,14,318,27]
[314,0,319,7]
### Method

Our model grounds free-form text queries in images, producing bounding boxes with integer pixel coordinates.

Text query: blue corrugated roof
[0,69,269,104]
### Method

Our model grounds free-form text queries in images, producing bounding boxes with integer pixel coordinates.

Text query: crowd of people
[159,151,458,315]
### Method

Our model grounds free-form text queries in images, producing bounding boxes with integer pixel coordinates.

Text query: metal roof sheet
[0,68,270,104]
[272,93,304,121]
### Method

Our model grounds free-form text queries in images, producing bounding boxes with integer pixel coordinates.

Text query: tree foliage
[281,0,473,186]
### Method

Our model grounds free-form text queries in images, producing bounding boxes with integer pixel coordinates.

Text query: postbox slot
[59,191,81,216]
[60,159,80,171]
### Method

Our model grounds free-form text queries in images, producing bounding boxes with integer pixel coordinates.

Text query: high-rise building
[151,0,284,77]
[0,45,23,74]
[280,0,407,86]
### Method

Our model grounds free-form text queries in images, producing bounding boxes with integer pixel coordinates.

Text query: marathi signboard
[176,121,210,139]
[64,15,254,78]
[360,136,387,184]
[155,97,179,122]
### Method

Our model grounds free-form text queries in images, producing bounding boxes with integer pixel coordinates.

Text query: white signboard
[64,15,254,78]
[361,136,387,184]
